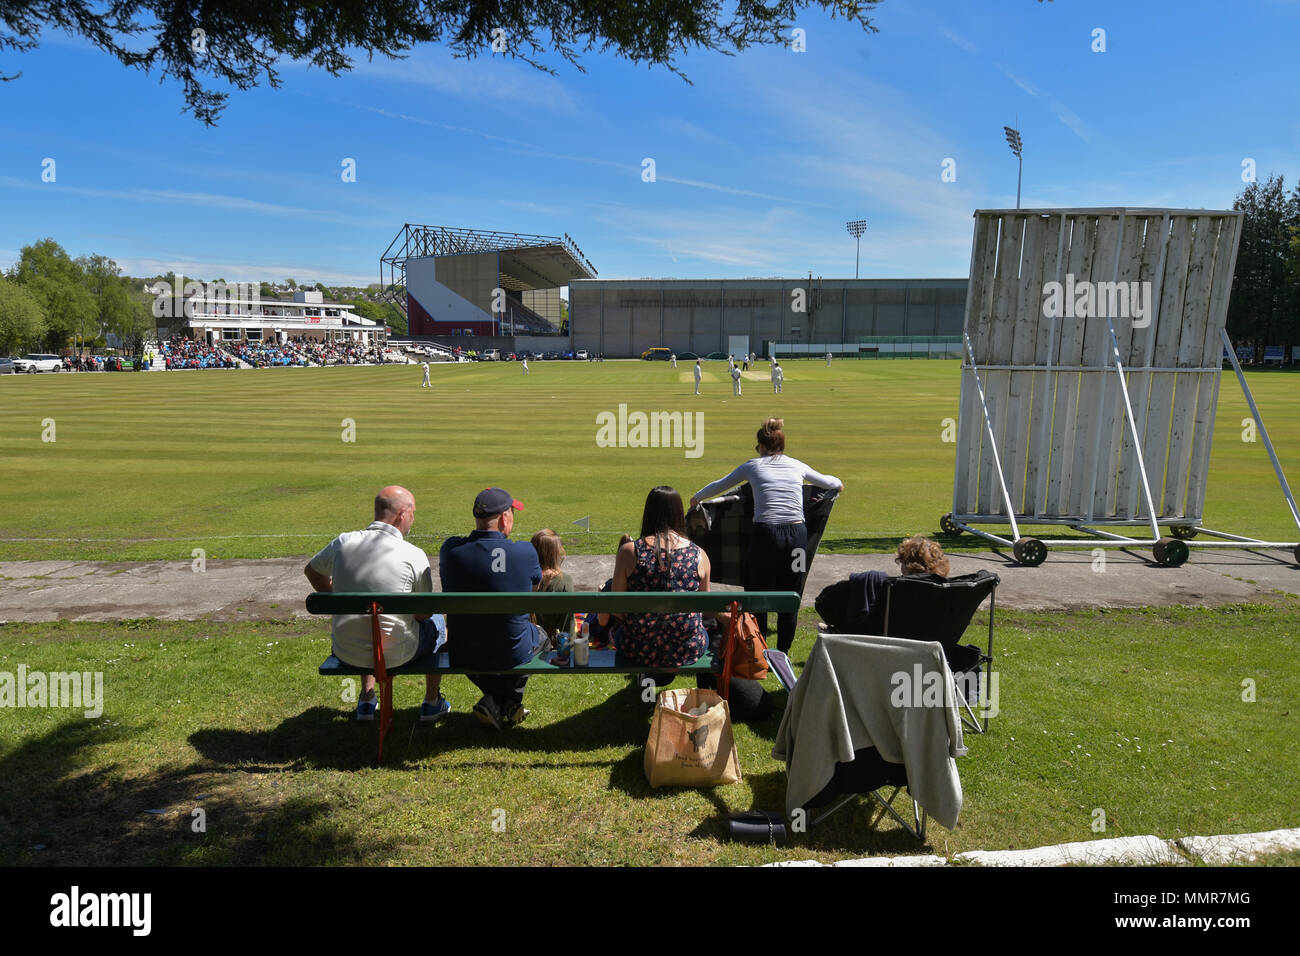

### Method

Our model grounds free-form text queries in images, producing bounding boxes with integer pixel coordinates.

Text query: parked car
[480,349,500,361]
[705,351,729,360]
[641,347,672,361]
[576,349,590,360]
[543,351,560,360]
[14,353,64,372]
[678,351,699,360]
[0,357,15,374]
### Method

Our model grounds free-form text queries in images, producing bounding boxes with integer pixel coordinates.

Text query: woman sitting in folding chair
[817,536,949,636]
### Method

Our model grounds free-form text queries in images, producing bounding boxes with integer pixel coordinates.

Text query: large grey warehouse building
[568,277,968,358]
[379,223,970,358]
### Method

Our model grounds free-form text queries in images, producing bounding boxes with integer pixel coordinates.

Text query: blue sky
[2,0,1297,287]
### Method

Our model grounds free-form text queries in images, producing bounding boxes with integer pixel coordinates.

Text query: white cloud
[590,199,970,277]
[349,53,581,115]
[498,199,566,216]
[994,64,1090,143]
[939,27,979,54]
[0,177,393,229]
[114,254,375,287]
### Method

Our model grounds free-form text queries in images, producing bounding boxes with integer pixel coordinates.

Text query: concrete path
[1,546,1297,623]
[764,825,1300,867]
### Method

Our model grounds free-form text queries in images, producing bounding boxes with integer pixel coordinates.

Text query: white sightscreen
[954,209,1243,523]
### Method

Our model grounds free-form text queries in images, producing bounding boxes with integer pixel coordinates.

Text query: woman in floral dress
[600,486,712,669]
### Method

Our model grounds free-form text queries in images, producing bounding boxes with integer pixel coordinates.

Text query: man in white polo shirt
[305,485,450,722]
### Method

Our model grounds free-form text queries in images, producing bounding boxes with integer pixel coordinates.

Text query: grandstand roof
[381,224,597,291]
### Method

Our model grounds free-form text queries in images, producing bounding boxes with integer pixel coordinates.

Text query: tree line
[0,239,154,357]
[0,238,410,356]
[1226,174,1300,362]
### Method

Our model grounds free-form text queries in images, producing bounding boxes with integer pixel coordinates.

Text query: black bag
[815,571,889,635]
[815,579,854,631]
[726,810,790,845]
[696,672,772,722]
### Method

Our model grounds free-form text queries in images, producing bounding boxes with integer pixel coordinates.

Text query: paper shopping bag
[643,687,742,787]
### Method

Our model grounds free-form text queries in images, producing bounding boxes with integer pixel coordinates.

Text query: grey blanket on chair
[771,633,966,830]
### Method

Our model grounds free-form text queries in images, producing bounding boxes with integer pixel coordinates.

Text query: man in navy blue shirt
[440,487,543,730]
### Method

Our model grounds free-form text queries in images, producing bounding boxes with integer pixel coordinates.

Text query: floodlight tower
[846,219,868,279]
[1003,124,1023,209]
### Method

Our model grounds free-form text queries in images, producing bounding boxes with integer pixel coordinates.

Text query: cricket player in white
[772,362,783,393]
[731,363,742,396]
[421,362,431,387]
[693,359,702,395]
[670,353,677,367]
[521,357,529,375]
[826,351,832,366]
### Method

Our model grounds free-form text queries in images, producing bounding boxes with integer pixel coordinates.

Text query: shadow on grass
[189,685,657,772]
[686,768,944,855]
[0,716,402,865]
[638,763,941,856]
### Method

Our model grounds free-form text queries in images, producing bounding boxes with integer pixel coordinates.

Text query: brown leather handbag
[720,604,769,700]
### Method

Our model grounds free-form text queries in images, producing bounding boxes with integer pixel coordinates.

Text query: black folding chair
[881,571,999,733]
[730,740,927,844]
[757,635,966,843]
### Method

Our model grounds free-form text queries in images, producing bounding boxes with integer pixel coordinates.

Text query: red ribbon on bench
[371,601,393,762]
[718,600,740,702]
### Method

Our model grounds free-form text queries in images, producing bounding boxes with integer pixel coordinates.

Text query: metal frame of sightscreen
[944,208,1300,567]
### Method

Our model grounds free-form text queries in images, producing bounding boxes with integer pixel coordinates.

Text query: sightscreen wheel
[1153,536,1190,568]
[939,512,962,537]
[1169,525,1198,540]
[1293,543,1300,567]
[1012,537,1047,567]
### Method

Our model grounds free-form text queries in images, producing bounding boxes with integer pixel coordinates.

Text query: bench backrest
[306,590,800,616]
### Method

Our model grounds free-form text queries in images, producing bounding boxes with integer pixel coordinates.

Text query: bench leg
[371,601,391,764]
[378,678,393,762]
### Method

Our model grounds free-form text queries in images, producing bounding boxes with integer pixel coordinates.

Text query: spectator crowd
[161,336,236,369]
[156,334,390,369]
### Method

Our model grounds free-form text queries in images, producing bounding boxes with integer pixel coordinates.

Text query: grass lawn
[2,599,1296,866]
[1,360,1298,562]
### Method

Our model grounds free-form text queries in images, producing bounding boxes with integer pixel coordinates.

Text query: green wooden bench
[307,590,799,761]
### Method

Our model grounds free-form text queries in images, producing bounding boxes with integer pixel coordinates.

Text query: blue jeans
[414,614,448,660]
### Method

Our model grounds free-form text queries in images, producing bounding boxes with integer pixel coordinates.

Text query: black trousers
[747,521,808,654]
[469,675,527,709]
[459,622,540,709]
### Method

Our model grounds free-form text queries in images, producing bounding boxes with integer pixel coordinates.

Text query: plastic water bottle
[573,619,591,667]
